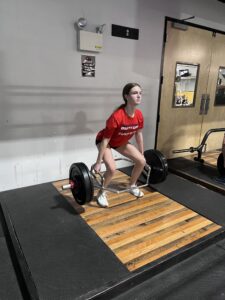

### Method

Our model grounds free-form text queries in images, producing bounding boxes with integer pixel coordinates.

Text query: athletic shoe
[96,191,109,208]
[130,185,144,198]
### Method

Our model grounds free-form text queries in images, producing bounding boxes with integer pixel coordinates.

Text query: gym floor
[0,151,225,299]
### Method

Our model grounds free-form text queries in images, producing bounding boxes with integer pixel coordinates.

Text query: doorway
[156,18,225,158]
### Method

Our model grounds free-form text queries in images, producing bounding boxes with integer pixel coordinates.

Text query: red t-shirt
[96,107,144,148]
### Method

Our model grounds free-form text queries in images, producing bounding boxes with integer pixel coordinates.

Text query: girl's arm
[93,137,110,172]
[135,130,144,154]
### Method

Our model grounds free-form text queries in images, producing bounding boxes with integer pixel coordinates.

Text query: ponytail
[115,102,127,111]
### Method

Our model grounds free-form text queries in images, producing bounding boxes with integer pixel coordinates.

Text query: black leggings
[95,139,119,150]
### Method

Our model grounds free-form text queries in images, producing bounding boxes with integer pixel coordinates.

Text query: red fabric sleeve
[102,113,118,139]
[137,110,144,129]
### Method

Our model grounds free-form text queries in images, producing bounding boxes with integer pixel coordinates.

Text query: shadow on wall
[0,85,119,141]
[69,111,93,134]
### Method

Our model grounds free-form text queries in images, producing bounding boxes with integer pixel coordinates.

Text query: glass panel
[215,66,225,106]
[173,62,199,108]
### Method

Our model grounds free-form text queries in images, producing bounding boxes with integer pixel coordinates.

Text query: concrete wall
[1,0,225,191]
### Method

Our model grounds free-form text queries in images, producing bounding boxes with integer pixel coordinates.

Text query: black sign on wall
[111,24,139,40]
[81,55,95,77]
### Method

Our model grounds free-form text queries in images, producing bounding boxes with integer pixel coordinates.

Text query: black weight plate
[217,152,225,176]
[144,149,168,184]
[77,163,94,204]
[69,162,94,205]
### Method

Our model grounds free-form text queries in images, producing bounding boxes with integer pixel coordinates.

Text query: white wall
[1,0,225,191]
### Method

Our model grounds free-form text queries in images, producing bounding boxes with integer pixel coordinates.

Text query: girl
[92,83,146,207]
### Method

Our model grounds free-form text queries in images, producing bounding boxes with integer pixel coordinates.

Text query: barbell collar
[62,183,72,190]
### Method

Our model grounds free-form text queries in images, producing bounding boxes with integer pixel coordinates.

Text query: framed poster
[215,66,225,106]
[81,55,95,77]
[173,62,199,108]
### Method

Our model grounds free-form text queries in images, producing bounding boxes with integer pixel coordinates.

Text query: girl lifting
[92,83,146,207]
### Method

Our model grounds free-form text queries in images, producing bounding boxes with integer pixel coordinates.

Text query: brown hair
[115,82,141,111]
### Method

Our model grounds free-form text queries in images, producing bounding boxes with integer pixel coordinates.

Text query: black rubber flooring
[0,238,24,300]
[0,216,4,237]
[1,169,225,299]
[153,173,225,227]
[0,211,23,300]
[168,157,225,195]
[113,237,225,300]
[0,183,129,299]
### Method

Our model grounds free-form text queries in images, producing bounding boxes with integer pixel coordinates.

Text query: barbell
[173,128,225,177]
[62,149,168,205]
[173,128,225,163]
[173,146,225,178]
[174,147,225,178]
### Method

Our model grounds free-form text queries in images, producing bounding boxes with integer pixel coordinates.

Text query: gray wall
[1,0,225,191]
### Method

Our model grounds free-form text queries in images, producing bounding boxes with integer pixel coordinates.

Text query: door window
[173,62,199,108]
[215,66,225,106]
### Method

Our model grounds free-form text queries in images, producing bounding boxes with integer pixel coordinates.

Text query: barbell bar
[173,128,225,162]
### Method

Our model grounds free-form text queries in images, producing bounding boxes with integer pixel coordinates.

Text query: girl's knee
[141,156,146,167]
[135,155,146,167]
[106,165,116,176]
